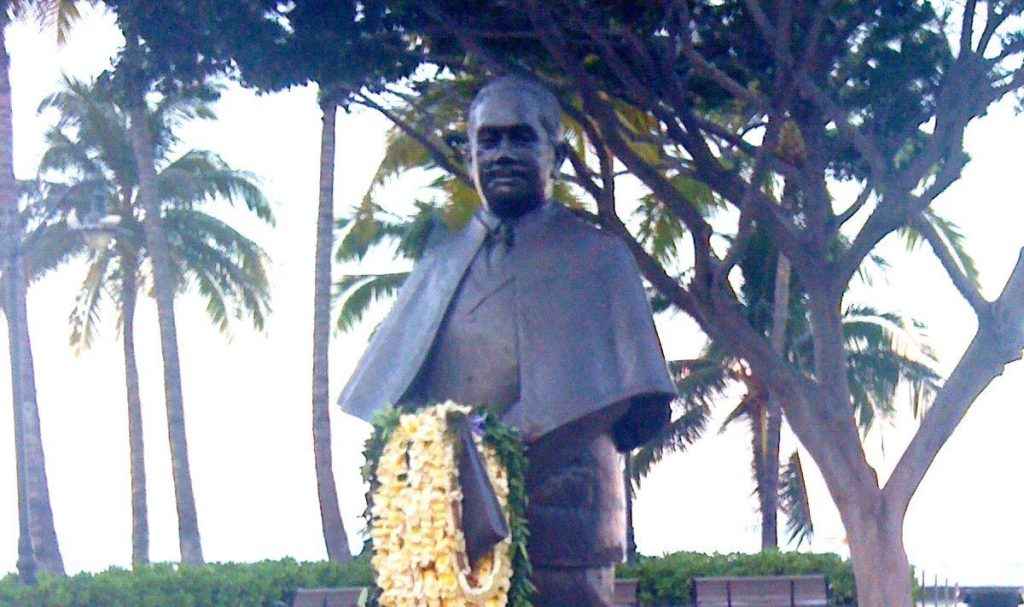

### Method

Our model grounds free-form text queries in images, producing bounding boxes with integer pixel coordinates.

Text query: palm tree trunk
[0,19,36,584]
[2,21,63,579]
[128,105,204,566]
[759,252,791,550]
[624,451,637,563]
[758,399,781,550]
[15,278,65,576]
[312,98,351,562]
[121,254,149,566]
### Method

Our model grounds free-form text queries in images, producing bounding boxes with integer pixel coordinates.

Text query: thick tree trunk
[121,255,149,567]
[312,99,351,562]
[128,106,204,566]
[624,451,637,563]
[842,497,913,607]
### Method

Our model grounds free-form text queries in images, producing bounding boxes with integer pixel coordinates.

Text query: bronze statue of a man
[338,77,675,606]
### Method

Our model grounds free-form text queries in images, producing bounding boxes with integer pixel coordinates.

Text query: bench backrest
[614,578,639,607]
[291,587,366,607]
[693,575,828,607]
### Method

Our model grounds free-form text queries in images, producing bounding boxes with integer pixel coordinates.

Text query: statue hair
[468,76,564,143]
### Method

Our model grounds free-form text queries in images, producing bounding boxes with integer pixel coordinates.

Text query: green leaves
[779,451,814,549]
[333,272,409,334]
[27,76,274,346]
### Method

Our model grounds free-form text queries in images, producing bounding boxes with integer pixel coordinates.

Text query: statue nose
[494,135,516,158]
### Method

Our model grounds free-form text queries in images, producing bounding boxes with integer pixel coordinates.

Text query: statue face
[469,94,558,218]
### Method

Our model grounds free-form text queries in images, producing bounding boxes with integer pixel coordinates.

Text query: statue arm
[611,393,672,452]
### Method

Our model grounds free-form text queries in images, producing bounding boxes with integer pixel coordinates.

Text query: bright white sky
[0,5,1021,587]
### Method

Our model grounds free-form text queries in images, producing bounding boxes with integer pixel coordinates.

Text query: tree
[1,0,93,582]
[26,76,272,567]
[75,0,282,564]
[380,2,1024,604]
[94,1,1024,602]
[94,0,430,561]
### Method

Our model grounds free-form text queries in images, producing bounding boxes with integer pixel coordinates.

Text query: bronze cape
[337,202,675,446]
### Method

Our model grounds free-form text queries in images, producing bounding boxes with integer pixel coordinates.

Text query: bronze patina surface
[338,77,675,606]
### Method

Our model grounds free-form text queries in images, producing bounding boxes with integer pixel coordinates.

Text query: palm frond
[361,128,435,206]
[669,355,735,410]
[630,400,711,488]
[20,218,86,281]
[28,0,84,44]
[155,150,274,223]
[333,272,410,333]
[780,451,814,548]
[149,85,221,157]
[38,128,102,178]
[68,248,115,352]
[335,202,425,263]
[164,209,272,333]
[634,194,686,265]
[898,210,980,287]
[439,176,480,230]
[841,304,942,430]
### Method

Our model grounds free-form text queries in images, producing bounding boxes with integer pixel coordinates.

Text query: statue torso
[404,206,626,568]
[409,233,520,411]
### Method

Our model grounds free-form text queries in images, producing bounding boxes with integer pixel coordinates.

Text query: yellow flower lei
[371,403,513,607]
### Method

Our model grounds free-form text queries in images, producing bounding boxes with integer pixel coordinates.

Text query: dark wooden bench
[291,587,367,607]
[693,575,828,607]
[614,577,639,607]
[291,579,639,607]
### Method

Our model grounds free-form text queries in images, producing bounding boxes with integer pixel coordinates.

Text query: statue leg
[532,565,615,607]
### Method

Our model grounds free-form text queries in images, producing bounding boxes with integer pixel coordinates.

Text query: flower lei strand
[363,403,533,607]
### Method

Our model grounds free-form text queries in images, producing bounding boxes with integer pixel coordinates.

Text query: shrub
[616,550,856,606]
[0,550,853,606]
[0,557,373,607]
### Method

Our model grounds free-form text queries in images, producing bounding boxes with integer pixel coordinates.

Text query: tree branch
[743,0,776,45]
[960,0,978,56]
[799,77,889,182]
[885,249,1024,510]
[977,1,1010,55]
[354,94,473,188]
[910,213,989,316]
[833,181,873,228]
[671,0,770,112]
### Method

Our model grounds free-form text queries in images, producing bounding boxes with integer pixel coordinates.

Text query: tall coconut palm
[32,75,272,566]
[311,93,353,562]
[1,0,92,581]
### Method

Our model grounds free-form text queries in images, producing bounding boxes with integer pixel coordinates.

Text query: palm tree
[311,92,354,562]
[1,0,93,582]
[31,75,273,566]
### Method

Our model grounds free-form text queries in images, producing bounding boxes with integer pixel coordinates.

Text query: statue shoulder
[546,206,636,272]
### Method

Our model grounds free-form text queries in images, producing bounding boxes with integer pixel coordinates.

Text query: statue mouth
[484,168,531,186]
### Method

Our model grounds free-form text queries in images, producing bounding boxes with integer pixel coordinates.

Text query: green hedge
[617,550,856,606]
[0,558,373,607]
[0,550,854,606]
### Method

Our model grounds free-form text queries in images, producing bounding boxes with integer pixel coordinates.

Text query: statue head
[468,76,566,219]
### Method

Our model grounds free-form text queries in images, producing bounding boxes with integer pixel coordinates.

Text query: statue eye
[508,126,538,145]
[477,131,500,147]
